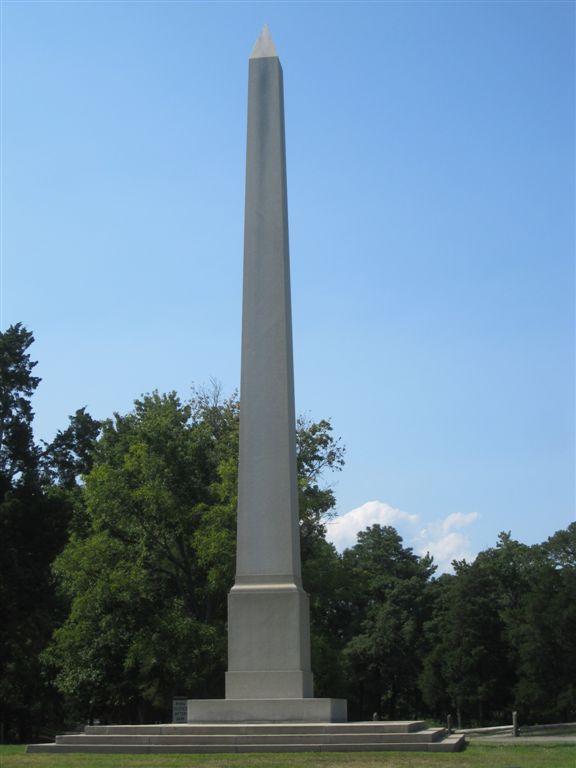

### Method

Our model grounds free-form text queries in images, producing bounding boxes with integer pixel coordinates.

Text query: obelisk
[187,27,346,722]
[226,23,312,702]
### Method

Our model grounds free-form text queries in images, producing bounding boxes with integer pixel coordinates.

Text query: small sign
[172,698,188,723]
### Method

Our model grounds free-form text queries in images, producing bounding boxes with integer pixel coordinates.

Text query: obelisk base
[226,583,313,699]
[186,697,347,723]
[226,670,314,699]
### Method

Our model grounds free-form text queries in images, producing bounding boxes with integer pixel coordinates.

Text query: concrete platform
[27,721,466,753]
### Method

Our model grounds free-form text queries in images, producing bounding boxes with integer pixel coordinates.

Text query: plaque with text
[172,698,187,724]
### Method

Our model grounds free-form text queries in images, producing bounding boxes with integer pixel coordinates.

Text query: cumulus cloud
[416,512,480,573]
[325,500,418,552]
[326,500,480,574]
[441,511,480,533]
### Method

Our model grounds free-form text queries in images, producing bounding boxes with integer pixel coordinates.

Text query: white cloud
[426,532,472,563]
[326,500,480,575]
[325,500,418,552]
[417,511,480,573]
[441,511,480,533]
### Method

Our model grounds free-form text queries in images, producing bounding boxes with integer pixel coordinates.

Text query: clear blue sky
[1,0,574,571]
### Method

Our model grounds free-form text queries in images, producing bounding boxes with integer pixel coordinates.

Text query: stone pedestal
[186,698,347,724]
[226,583,313,699]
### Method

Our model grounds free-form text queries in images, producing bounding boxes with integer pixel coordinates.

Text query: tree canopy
[1,323,574,740]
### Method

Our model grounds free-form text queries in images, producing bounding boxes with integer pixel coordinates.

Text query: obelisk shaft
[235,44,300,585]
[225,27,313,701]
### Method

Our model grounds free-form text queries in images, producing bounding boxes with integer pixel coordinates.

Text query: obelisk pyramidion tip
[250,24,278,59]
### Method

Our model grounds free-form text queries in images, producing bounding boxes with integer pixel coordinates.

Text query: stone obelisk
[226,23,312,702]
[187,27,346,722]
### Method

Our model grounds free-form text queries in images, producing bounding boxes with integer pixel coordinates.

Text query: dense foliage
[1,324,574,741]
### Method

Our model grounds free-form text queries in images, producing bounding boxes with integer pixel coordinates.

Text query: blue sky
[1,0,574,572]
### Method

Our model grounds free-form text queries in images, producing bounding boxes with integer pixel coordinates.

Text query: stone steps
[27,722,465,753]
[55,728,445,745]
[86,721,425,735]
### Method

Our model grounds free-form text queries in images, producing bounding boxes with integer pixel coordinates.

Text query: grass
[1,744,575,768]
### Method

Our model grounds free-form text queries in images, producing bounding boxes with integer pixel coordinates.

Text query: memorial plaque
[172,698,188,723]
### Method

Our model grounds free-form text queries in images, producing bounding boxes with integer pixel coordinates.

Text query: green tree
[508,524,576,722]
[419,529,576,727]
[295,415,348,698]
[45,391,234,723]
[0,325,98,741]
[42,407,101,490]
[45,390,346,724]
[341,525,436,720]
[420,556,513,728]
[0,324,50,742]
[0,323,40,493]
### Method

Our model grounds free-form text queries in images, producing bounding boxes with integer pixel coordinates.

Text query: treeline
[1,324,574,742]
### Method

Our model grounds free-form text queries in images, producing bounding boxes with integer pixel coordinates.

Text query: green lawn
[1,744,575,768]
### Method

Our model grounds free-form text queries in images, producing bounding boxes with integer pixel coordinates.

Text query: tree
[5,324,574,734]
[44,391,233,723]
[45,390,346,724]
[420,557,513,728]
[0,323,40,494]
[0,326,95,740]
[42,408,101,490]
[419,529,576,727]
[419,532,533,728]
[1,324,48,742]
[508,524,576,722]
[341,525,436,720]
[0,324,102,741]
